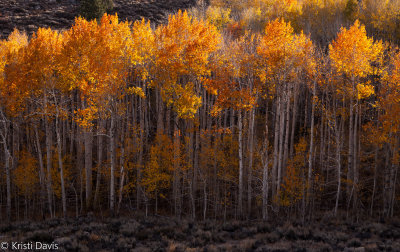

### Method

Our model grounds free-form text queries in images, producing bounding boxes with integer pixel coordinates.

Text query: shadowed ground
[1,216,400,251]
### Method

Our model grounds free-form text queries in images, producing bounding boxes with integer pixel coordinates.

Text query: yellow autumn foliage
[154,10,221,119]
[329,20,383,79]
[13,150,39,197]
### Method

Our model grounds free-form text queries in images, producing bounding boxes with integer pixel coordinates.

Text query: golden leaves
[206,6,232,31]
[155,10,221,77]
[126,86,146,98]
[163,82,202,120]
[75,106,98,129]
[377,51,400,140]
[142,134,174,198]
[154,10,221,119]
[356,83,375,100]
[58,14,153,127]
[279,137,308,207]
[258,18,314,74]
[206,32,261,114]
[0,29,28,115]
[329,20,383,79]
[13,149,39,196]
[257,18,315,95]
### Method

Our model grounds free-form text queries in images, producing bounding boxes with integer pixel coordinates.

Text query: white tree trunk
[262,102,269,220]
[94,119,104,207]
[85,130,93,210]
[56,116,67,218]
[247,107,255,218]
[334,113,343,216]
[109,113,116,214]
[277,96,285,197]
[34,125,47,217]
[347,78,355,204]
[290,84,299,158]
[272,96,280,198]
[238,110,244,217]
[2,133,11,220]
[307,79,316,208]
[44,113,54,218]
[283,87,291,172]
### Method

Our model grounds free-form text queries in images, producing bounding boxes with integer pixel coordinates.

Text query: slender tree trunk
[247,107,255,219]
[347,78,355,205]
[85,130,93,211]
[173,115,181,218]
[194,119,200,219]
[34,125,46,218]
[156,89,164,134]
[69,94,75,155]
[203,180,207,221]
[238,109,244,217]
[277,95,285,197]
[334,114,343,216]
[62,118,67,155]
[383,143,391,216]
[110,113,116,215]
[307,79,316,209]
[272,96,280,198]
[290,84,299,158]
[137,96,145,210]
[56,116,67,218]
[283,87,291,172]
[390,155,398,217]
[94,119,104,207]
[370,146,378,216]
[262,101,269,220]
[2,135,11,221]
[352,101,359,213]
[117,132,125,215]
[213,120,220,220]
[44,112,54,218]
[76,124,84,214]
[166,106,171,137]
[187,120,195,220]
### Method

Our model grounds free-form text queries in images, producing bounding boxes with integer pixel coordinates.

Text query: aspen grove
[0,0,400,222]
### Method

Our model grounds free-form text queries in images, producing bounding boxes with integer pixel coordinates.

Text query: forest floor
[1,215,400,251]
[0,0,197,39]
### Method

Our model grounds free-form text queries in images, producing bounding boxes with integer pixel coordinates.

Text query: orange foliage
[13,150,39,197]
[154,10,221,119]
[0,29,28,115]
[142,134,174,199]
[257,18,315,92]
[279,137,307,207]
[329,20,383,99]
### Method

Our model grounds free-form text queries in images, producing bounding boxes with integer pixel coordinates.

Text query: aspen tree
[257,19,314,206]
[329,20,383,213]
[0,30,28,220]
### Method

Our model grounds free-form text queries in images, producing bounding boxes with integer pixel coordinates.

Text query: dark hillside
[0,0,197,39]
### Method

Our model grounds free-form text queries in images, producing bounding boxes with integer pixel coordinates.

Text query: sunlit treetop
[24,28,64,92]
[329,19,383,79]
[130,18,155,81]
[329,20,384,100]
[0,29,28,115]
[154,10,222,119]
[155,10,221,78]
[60,14,146,128]
[257,18,315,88]
[206,32,260,114]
